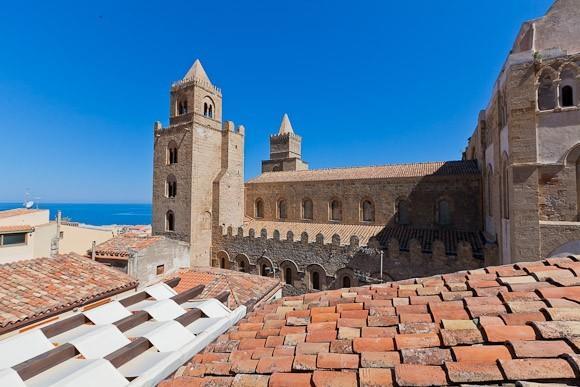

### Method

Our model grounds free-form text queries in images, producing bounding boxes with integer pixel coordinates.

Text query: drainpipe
[380,250,384,282]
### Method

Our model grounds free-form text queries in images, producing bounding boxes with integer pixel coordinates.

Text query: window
[239,260,246,273]
[302,199,313,220]
[0,232,26,246]
[396,199,410,225]
[220,257,226,269]
[167,141,178,165]
[538,71,556,111]
[277,199,287,220]
[311,271,320,290]
[562,85,574,107]
[329,200,342,221]
[272,165,281,172]
[285,267,292,285]
[165,210,175,231]
[437,199,451,226]
[177,100,188,115]
[203,100,214,118]
[342,276,351,288]
[166,175,177,198]
[262,264,269,276]
[156,264,165,275]
[255,199,264,218]
[361,200,375,222]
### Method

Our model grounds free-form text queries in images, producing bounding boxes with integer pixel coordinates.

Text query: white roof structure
[0,280,247,386]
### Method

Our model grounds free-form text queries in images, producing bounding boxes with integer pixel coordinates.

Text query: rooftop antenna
[23,190,34,209]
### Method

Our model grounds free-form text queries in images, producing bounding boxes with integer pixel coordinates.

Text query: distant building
[58,221,115,255]
[0,208,58,263]
[92,235,189,286]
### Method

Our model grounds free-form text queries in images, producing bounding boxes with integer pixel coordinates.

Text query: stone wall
[212,226,487,294]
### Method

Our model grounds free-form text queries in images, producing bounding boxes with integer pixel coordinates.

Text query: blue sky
[0,0,553,203]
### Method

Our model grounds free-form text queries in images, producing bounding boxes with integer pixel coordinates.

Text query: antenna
[23,190,34,209]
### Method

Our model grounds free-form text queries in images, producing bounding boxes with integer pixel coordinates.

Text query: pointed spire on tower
[183,59,211,83]
[278,113,294,135]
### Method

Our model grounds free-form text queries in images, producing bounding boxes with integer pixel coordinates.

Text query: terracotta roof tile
[0,208,44,219]
[0,225,33,233]
[93,235,163,258]
[248,160,479,184]
[164,255,580,385]
[0,253,137,333]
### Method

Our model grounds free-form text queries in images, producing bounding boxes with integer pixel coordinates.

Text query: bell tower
[152,59,244,266]
[262,113,309,172]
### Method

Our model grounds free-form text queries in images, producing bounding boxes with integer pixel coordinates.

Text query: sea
[0,202,152,226]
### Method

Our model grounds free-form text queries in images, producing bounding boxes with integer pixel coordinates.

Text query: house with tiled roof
[161,255,580,386]
[91,235,189,286]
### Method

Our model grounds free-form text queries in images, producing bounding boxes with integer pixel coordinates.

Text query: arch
[360,199,375,222]
[235,253,250,273]
[302,198,314,220]
[329,199,342,221]
[537,67,557,111]
[177,99,188,115]
[202,96,215,118]
[216,250,230,270]
[501,153,510,220]
[256,256,274,276]
[562,85,574,107]
[486,165,493,216]
[272,165,282,172]
[307,264,327,291]
[165,210,175,232]
[560,63,578,108]
[335,268,357,289]
[166,174,177,198]
[255,198,264,219]
[167,141,178,165]
[436,198,452,226]
[277,199,288,220]
[396,198,410,225]
[279,260,299,286]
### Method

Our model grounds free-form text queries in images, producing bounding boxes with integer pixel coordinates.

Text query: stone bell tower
[152,59,244,266]
[262,113,309,173]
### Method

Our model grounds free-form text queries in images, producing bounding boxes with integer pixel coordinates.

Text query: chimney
[91,241,96,261]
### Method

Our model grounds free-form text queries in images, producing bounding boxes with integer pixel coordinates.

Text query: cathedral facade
[153,0,580,292]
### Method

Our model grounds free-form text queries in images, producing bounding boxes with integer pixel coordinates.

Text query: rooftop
[171,267,283,310]
[0,208,44,220]
[0,253,137,334]
[93,235,163,258]
[247,160,480,184]
[162,256,580,386]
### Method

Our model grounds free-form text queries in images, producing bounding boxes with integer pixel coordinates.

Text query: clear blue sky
[0,0,553,203]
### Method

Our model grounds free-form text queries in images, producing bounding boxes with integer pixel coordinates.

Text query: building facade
[152,0,580,292]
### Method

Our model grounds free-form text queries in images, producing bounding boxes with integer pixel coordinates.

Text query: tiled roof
[162,256,580,386]
[93,235,163,258]
[247,160,480,184]
[0,225,33,233]
[0,253,137,333]
[171,267,284,309]
[241,219,484,256]
[0,208,43,219]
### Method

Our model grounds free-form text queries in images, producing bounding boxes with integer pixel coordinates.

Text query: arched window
[262,264,269,276]
[329,200,342,221]
[277,199,288,220]
[285,267,292,285]
[501,156,510,219]
[177,100,188,115]
[166,175,177,198]
[272,165,281,172]
[203,98,214,118]
[302,199,313,220]
[342,276,351,288]
[361,200,375,222]
[203,103,208,116]
[538,71,556,111]
[396,199,410,225]
[165,210,175,231]
[208,104,213,118]
[487,165,493,216]
[312,271,320,290]
[167,142,178,165]
[562,85,574,107]
[220,257,226,269]
[255,199,264,218]
[437,199,451,226]
[239,260,246,273]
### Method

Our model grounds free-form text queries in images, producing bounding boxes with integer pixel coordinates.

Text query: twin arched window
[329,200,342,221]
[361,200,375,222]
[177,100,188,115]
[538,65,577,111]
[302,199,313,220]
[165,210,175,231]
[277,199,288,220]
[166,175,177,198]
[203,102,214,118]
[255,199,264,218]
[167,142,178,165]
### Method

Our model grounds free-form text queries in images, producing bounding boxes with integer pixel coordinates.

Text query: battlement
[171,77,222,95]
[222,121,245,135]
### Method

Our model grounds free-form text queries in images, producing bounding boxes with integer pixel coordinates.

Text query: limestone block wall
[212,226,486,294]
